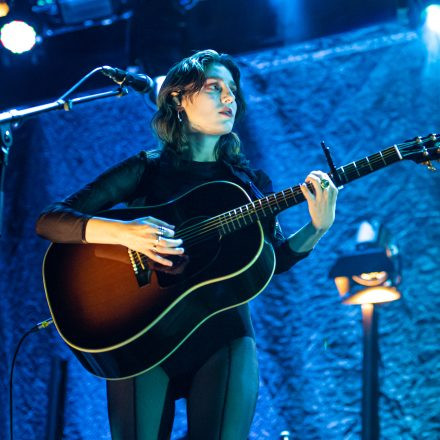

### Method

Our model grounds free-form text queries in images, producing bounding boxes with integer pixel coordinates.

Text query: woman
[36,49,338,439]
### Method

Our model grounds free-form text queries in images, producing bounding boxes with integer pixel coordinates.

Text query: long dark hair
[151,49,248,167]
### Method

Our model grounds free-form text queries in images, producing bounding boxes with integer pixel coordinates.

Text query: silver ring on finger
[157,226,165,236]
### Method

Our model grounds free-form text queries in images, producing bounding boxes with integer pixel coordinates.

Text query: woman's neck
[188,133,220,162]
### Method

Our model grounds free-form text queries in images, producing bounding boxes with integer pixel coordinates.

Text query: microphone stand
[0,86,128,237]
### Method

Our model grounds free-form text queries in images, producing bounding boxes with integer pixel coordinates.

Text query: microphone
[101,66,154,93]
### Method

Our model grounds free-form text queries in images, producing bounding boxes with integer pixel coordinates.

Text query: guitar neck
[214,145,403,236]
[334,145,403,186]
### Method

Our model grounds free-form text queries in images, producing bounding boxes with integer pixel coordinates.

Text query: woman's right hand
[85,215,184,267]
[117,216,184,267]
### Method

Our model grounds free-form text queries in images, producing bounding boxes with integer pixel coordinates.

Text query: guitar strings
[178,143,431,244]
[192,142,432,240]
[134,141,435,266]
[174,144,428,244]
[173,144,415,242]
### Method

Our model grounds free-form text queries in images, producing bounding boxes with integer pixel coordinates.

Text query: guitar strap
[219,161,265,199]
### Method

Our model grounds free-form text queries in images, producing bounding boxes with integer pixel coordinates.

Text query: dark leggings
[107,336,259,440]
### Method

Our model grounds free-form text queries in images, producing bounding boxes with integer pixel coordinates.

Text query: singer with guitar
[36,49,338,440]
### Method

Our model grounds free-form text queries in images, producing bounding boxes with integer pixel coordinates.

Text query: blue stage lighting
[0,20,37,54]
[425,4,440,33]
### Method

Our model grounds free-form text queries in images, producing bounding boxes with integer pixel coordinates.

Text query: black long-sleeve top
[36,150,311,382]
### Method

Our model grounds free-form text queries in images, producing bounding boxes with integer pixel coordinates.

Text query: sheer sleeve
[253,169,311,274]
[35,150,153,243]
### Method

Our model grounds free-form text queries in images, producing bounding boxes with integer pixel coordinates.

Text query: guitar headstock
[400,133,440,171]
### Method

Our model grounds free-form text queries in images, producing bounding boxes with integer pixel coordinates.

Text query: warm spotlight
[0,1,9,18]
[330,220,401,305]
[0,20,37,54]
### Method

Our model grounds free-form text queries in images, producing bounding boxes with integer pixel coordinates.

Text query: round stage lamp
[425,4,440,33]
[0,1,10,18]
[330,220,401,305]
[0,20,37,54]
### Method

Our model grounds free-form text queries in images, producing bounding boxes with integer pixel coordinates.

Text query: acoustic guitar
[42,134,439,379]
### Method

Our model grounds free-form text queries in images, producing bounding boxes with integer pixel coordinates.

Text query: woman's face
[180,62,238,136]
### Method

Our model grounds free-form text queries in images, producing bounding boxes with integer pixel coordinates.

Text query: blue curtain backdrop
[1,23,439,439]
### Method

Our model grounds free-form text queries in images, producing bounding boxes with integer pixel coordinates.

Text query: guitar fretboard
[335,145,401,184]
[211,145,403,237]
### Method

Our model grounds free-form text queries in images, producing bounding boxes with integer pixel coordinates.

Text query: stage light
[0,20,37,54]
[57,0,114,25]
[425,4,440,33]
[0,1,9,18]
[329,220,402,440]
[330,220,401,305]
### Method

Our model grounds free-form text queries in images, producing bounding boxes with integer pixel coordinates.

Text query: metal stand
[45,357,68,440]
[0,87,127,237]
[0,122,12,236]
[361,303,380,440]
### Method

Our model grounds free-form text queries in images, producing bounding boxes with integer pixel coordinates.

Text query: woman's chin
[188,127,233,137]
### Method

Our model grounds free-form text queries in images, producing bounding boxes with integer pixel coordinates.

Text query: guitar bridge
[128,249,152,286]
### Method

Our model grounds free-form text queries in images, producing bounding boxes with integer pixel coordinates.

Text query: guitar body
[43,181,276,379]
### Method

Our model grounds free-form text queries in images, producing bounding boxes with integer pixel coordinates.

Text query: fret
[246,204,254,224]
[246,202,254,222]
[339,165,348,183]
[259,198,267,216]
[231,211,238,230]
[257,199,266,217]
[281,190,289,207]
[265,196,274,214]
[394,144,403,160]
[226,212,234,232]
[379,151,387,165]
[369,152,384,169]
[355,158,372,176]
[251,201,260,221]
[239,206,248,226]
[273,193,281,210]
[365,156,373,171]
[352,161,361,177]
[223,212,232,233]
[218,214,227,235]
[291,187,298,204]
[233,209,241,229]
[344,163,355,179]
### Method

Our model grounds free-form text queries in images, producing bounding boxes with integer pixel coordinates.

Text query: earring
[177,110,183,123]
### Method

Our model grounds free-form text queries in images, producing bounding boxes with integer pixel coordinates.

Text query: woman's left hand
[300,170,338,233]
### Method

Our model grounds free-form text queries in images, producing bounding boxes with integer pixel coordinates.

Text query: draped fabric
[1,22,439,439]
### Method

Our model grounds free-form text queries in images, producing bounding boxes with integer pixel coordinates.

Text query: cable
[57,67,105,101]
[9,317,54,440]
